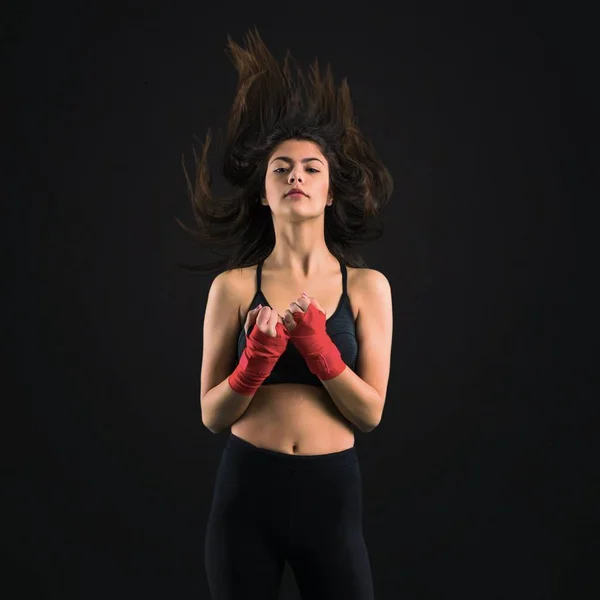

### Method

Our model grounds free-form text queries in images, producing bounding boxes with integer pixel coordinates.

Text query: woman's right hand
[230,305,290,397]
[245,304,286,338]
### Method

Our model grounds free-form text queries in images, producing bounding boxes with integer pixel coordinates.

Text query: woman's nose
[288,169,303,183]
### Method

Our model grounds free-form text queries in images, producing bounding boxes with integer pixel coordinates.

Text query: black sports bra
[236,259,358,387]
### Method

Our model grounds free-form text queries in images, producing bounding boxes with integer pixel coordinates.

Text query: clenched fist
[244,304,287,338]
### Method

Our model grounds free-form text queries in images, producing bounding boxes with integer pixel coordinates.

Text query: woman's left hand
[281,292,346,380]
[282,292,326,333]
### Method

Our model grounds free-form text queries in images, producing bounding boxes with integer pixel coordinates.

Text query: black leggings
[204,433,375,600]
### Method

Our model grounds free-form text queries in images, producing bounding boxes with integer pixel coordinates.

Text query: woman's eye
[273,167,319,173]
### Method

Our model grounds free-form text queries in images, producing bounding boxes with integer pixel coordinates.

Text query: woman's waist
[244,383,352,426]
[231,384,355,454]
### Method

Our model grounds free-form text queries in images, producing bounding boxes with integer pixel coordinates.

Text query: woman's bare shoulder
[349,266,389,295]
[221,265,259,327]
[223,264,257,291]
[345,266,389,318]
[346,265,371,291]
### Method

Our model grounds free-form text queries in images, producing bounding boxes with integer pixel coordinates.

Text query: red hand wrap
[228,321,290,397]
[290,303,347,381]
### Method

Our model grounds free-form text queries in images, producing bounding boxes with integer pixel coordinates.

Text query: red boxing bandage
[290,303,347,381]
[228,321,290,397]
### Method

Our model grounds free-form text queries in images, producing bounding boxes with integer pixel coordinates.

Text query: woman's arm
[200,271,253,433]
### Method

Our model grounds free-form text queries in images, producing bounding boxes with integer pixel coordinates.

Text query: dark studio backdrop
[6,2,587,599]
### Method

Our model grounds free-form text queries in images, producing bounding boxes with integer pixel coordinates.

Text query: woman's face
[262,139,331,217]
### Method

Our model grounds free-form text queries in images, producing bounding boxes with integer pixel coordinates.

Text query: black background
[6,1,589,599]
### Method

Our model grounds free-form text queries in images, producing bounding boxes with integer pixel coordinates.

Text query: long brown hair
[177,28,393,275]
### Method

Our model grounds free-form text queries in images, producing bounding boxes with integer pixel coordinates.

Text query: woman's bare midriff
[230,383,356,455]
[230,259,362,456]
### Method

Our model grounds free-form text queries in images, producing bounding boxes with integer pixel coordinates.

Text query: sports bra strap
[256,259,263,294]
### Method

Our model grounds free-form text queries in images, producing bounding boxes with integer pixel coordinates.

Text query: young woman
[181,28,393,600]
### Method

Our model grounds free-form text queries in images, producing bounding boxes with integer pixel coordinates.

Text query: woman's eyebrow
[269,156,324,165]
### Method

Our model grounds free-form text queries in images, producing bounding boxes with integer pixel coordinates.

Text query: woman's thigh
[204,448,291,600]
[204,507,285,600]
[286,462,375,600]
